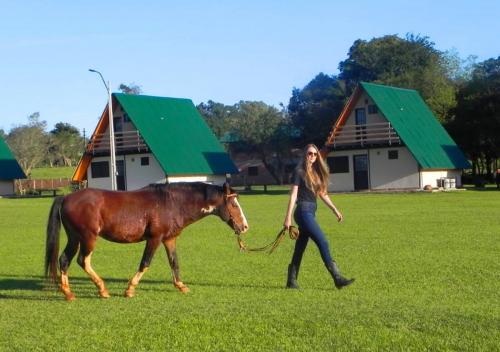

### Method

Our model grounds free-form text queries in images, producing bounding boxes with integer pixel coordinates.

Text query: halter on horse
[44,182,248,301]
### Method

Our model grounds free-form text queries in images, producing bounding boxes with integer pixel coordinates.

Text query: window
[388,150,399,160]
[368,105,378,114]
[91,161,109,178]
[355,108,366,125]
[248,166,258,176]
[113,117,123,132]
[141,157,149,166]
[327,156,349,173]
[123,113,131,122]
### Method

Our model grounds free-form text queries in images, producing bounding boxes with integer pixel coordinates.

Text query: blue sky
[1,0,499,135]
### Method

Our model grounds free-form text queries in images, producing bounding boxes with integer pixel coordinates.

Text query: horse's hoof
[99,290,110,298]
[64,293,76,301]
[179,286,190,294]
[124,290,135,298]
[174,281,190,293]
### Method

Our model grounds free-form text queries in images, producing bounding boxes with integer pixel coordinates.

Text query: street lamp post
[89,69,117,191]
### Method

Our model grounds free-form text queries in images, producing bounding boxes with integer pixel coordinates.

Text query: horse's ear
[223,182,230,195]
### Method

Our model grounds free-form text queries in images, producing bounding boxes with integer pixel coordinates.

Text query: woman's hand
[334,209,343,222]
[284,217,292,229]
[320,193,343,223]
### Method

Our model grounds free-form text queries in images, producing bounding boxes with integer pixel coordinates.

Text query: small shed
[73,93,238,190]
[324,82,470,191]
[0,136,26,195]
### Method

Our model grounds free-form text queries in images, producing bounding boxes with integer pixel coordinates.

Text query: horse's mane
[143,182,224,202]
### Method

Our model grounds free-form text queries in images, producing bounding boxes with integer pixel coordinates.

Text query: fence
[14,178,82,196]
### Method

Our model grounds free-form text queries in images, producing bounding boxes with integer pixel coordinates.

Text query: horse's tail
[45,196,64,283]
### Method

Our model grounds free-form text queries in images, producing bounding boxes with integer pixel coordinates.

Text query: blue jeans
[291,202,333,266]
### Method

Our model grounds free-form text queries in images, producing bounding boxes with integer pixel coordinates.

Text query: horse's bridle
[222,193,240,234]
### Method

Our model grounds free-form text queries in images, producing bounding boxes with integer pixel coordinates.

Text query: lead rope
[237,226,299,254]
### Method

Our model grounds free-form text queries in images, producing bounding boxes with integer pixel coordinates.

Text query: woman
[283,144,354,289]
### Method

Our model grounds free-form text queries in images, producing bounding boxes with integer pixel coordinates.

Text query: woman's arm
[283,185,298,229]
[319,192,343,222]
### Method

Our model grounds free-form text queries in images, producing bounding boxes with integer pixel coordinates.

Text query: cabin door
[116,160,126,191]
[353,154,369,190]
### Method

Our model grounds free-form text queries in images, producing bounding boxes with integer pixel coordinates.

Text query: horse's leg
[163,237,190,293]
[77,237,109,298]
[58,237,79,301]
[125,238,161,298]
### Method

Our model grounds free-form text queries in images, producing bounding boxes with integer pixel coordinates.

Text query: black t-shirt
[293,169,316,203]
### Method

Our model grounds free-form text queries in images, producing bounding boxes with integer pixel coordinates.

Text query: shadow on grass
[0,274,286,300]
[0,274,170,301]
[0,276,45,291]
[0,275,56,301]
[183,280,283,290]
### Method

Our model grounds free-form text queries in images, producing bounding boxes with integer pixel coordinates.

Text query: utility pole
[89,69,117,190]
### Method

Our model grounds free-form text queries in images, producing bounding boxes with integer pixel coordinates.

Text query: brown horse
[45,182,248,301]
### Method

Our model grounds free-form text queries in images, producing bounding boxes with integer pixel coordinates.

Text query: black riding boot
[326,261,355,289]
[286,264,300,289]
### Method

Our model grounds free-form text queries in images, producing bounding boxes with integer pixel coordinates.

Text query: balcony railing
[86,130,149,155]
[329,122,401,149]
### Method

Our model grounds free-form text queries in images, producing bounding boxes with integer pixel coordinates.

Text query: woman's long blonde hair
[297,144,329,195]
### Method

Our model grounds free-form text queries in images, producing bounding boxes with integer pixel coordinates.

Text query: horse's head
[216,183,249,235]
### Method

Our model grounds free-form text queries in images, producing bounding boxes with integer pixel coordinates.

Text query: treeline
[197,34,500,180]
[1,114,85,176]
[2,34,499,180]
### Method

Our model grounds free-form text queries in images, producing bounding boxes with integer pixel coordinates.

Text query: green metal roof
[360,82,470,169]
[114,93,238,175]
[0,136,26,179]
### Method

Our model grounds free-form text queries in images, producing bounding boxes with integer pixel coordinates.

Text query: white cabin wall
[420,170,463,188]
[86,153,227,190]
[87,154,166,190]
[369,147,420,189]
[86,155,117,189]
[125,154,165,190]
[327,147,421,191]
[166,175,226,185]
[327,149,366,192]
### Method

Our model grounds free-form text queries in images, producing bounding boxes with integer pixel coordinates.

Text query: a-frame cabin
[0,136,26,195]
[73,93,238,190]
[323,82,470,192]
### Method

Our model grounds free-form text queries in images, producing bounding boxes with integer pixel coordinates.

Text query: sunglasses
[307,151,318,156]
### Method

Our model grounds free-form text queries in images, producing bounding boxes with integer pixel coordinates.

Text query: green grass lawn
[0,190,498,351]
[29,166,74,179]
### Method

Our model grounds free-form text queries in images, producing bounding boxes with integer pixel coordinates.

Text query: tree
[198,100,297,183]
[230,101,291,183]
[6,112,48,176]
[448,57,500,177]
[118,83,142,95]
[197,100,235,139]
[49,122,85,167]
[338,34,457,122]
[287,73,347,146]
